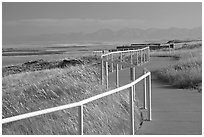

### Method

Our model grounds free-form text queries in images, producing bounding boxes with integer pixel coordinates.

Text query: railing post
[143,69,147,109]
[133,51,136,65]
[106,60,109,89]
[136,51,138,66]
[144,49,146,63]
[147,74,152,121]
[138,50,140,65]
[116,63,119,88]
[141,50,143,65]
[130,67,136,102]
[78,105,83,135]
[148,47,150,61]
[120,52,123,70]
[130,67,135,81]
[130,51,133,64]
[101,58,104,85]
[111,54,113,72]
[143,49,145,63]
[129,86,134,135]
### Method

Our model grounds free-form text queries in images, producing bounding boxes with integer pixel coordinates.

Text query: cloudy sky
[3,2,202,38]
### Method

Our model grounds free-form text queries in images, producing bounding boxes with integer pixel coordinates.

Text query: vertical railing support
[116,64,119,88]
[144,49,146,63]
[101,58,104,85]
[136,51,138,66]
[130,51,133,64]
[130,67,135,81]
[141,50,143,65]
[143,49,145,63]
[130,67,136,101]
[143,69,147,109]
[111,54,113,72]
[148,47,150,61]
[78,105,83,135]
[106,60,109,89]
[129,86,135,135]
[133,51,136,65]
[120,52,123,70]
[147,74,152,121]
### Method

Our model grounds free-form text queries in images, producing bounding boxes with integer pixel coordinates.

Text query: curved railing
[100,47,151,125]
[2,47,151,135]
[101,47,150,88]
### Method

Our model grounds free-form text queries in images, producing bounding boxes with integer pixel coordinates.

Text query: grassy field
[2,64,143,135]
[152,42,202,92]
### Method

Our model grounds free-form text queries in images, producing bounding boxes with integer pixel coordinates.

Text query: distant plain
[2,42,119,66]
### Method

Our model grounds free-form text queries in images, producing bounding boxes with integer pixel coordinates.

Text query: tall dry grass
[2,65,142,135]
[153,44,202,92]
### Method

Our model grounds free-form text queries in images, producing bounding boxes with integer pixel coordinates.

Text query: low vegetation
[153,42,202,92]
[2,55,101,77]
[2,63,143,135]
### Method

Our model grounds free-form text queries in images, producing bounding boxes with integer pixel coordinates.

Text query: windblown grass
[2,65,142,135]
[153,44,202,92]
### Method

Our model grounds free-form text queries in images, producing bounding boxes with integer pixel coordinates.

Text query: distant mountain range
[3,27,202,44]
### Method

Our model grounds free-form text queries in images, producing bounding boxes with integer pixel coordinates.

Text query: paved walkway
[108,57,202,135]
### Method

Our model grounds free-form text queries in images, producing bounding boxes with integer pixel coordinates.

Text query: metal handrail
[101,46,149,57]
[100,46,151,135]
[100,47,150,86]
[2,47,151,135]
[2,72,150,123]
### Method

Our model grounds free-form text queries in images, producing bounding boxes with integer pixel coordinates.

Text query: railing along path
[2,47,151,135]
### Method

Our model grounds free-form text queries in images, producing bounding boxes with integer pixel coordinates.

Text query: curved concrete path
[108,57,202,135]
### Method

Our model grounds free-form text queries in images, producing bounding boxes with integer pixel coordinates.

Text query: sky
[2,2,202,38]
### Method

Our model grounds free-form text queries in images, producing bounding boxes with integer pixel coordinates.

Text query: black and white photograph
[2,1,202,135]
